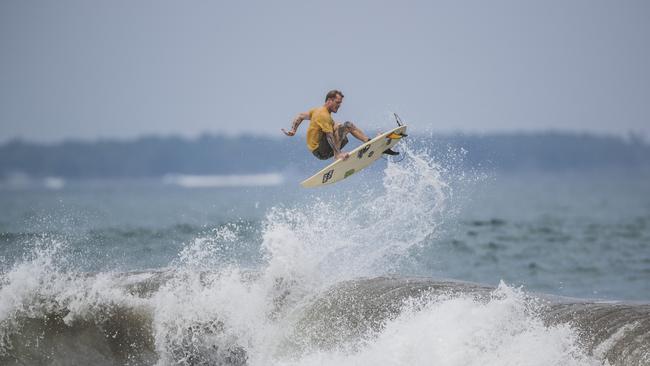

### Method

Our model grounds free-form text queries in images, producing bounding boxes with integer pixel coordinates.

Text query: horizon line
[2,128,648,147]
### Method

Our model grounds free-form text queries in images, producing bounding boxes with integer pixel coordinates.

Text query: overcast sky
[1,0,648,143]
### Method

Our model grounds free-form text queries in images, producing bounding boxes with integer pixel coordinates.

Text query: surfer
[282,90,398,161]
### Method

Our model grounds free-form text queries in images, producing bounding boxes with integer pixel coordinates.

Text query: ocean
[0,144,648,365]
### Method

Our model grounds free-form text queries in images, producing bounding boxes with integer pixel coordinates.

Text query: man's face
[327,94,343,113]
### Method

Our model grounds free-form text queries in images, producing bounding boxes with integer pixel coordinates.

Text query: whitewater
[0,144,648,365]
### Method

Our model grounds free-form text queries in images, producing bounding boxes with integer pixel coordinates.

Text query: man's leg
[336,121,399,155]
[337,121,369,143]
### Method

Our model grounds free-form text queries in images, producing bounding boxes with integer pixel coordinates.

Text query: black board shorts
[311,128,349,160]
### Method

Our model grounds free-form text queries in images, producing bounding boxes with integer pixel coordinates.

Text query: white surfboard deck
[300,125,407,188]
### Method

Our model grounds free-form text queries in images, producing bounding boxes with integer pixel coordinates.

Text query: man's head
[324,90,344,113]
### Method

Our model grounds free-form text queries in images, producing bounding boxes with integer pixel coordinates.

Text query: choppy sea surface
[1,144,649,365]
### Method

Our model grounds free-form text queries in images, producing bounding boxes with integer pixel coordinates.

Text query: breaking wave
[1,143,647,365]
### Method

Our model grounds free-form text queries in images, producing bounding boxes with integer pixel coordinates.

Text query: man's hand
[283,112,309,137]
[336,152,350,161]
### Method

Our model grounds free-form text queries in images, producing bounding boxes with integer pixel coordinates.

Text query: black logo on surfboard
[322,169,334,183]
[357,145,370,159]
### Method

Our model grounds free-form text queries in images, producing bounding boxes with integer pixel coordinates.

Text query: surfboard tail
[387,132,407,139]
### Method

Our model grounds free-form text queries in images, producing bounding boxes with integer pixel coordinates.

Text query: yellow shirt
[306,106,334,151]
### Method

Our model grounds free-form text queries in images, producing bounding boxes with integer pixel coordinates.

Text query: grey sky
[1,0,648,143]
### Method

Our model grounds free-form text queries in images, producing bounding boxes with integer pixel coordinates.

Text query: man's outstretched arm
[282,112,310,136]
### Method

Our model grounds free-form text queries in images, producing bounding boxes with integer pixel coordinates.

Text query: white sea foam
[279,283,606,366]
[162,173,284,188]
[43,176,65,190]
[258,143,452,283]
[0,238,147,354]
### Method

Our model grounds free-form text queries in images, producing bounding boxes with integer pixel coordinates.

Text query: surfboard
[300,125,407,188]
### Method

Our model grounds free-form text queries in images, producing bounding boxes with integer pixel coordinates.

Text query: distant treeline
[432,132,650,172]
[1,132,649,178]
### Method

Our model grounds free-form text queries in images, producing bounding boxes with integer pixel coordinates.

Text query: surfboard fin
[392,113,408,138]
[394,113,404,127]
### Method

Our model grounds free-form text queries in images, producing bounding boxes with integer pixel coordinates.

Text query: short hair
[325,90,344,101]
